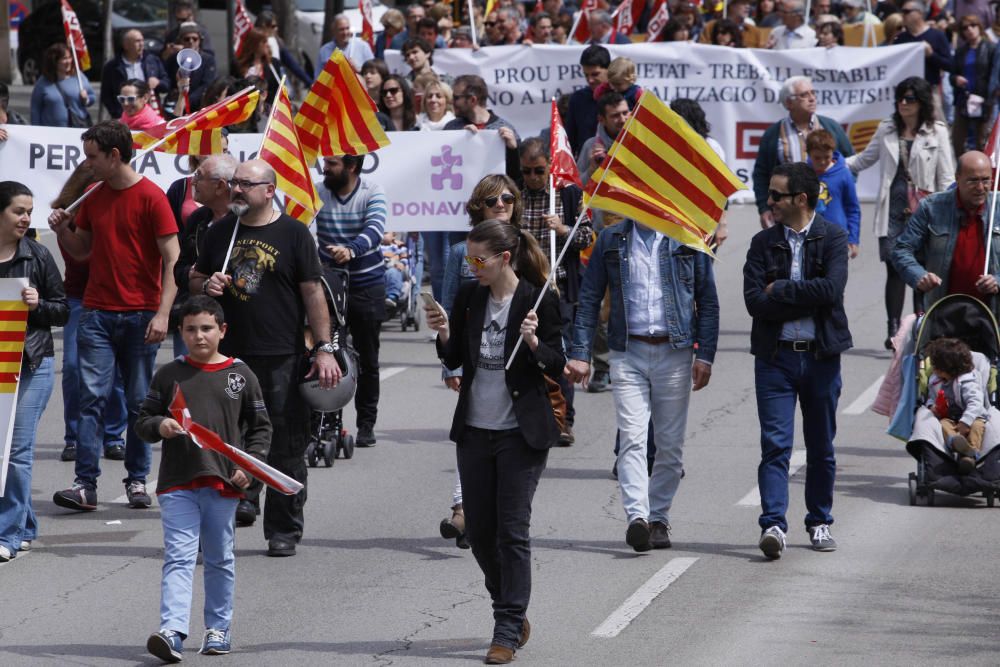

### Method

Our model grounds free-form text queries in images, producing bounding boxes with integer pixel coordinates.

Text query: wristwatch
[313,340,336,355]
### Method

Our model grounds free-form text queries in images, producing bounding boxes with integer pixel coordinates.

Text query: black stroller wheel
[986,491,996,508]
[323,436,336,467]
[306,439,319,468]
[908,473,917,506]
[343,434,355,460]
[926,488,936,506]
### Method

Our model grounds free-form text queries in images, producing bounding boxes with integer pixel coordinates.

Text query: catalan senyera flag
[485,0,498,19]
[60,0,90,71]
[132,87,260,155]
[294,50,390,163]
[584,93,746,255]
[260,85,323,225]
[0,281,29,496]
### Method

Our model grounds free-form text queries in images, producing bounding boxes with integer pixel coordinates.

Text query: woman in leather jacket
[0,181,69,562]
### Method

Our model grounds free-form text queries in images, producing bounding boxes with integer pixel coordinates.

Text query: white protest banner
[0,129,505,232]
[0,277,29,498]
[387,43,923,202]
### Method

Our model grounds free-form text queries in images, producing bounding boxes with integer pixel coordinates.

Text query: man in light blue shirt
[316,14,374,75]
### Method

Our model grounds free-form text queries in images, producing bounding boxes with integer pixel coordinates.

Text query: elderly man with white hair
[316,13,374,74]
[587,9,632,44]
[766,0,818,49]
[751,75,855,228]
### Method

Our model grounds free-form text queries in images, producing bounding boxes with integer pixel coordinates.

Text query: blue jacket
[752,115,854,213]
[812,152,861,245]
[565,85,598,158]
[891,190,1000,316]
[743,214,853,359]
[569,220,719,364]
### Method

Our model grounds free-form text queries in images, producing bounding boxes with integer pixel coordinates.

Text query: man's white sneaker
[758,526,786,560]
[808,524,837,552]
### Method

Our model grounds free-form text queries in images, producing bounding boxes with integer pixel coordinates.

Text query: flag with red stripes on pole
[0,287,28,496]
[359,0,376,50]
[60,0,91,71]
[234,0,254,57]
[611,0,646,38]
[550,99,581,189]
[131,86,260,155]
[294,49,390,163]
[584,92,745,255]
[646,0,670,41]
[259,84,323,225]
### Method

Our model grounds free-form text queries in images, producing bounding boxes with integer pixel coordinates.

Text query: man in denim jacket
[743,162,852,561]
[566,219,719,552]
[891,151,1000,316]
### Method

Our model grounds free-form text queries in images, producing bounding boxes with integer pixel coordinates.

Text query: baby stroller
[398,233,423,332]
[901,294,1000,506]
[302,266,358,467]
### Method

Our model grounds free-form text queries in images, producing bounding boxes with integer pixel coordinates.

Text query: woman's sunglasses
[117,95,138,104]
[464,251,505,270]
[483,193,515,208]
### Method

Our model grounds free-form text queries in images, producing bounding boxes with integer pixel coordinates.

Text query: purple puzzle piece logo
[431,146,463,190]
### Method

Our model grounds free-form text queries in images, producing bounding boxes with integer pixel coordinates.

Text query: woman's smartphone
[420,291,440,311]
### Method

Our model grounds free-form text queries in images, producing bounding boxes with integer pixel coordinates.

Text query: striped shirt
[316,178,387,289]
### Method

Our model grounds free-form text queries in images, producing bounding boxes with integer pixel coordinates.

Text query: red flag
[550,99,581,189]
[612,0,646,37]
[569,0,599,43]
[532,0,544,15]
[60,0,90,71]
[234,0,254,57]
[168,385,304,496]
[986,118,1000,171]
[646,0,670,41]
[359,0,376,49]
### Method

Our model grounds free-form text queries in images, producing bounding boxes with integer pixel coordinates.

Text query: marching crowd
[2,0,1000,663]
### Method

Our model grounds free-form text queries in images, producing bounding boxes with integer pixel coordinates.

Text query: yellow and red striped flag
[259,85,322,225]
[0,301,27,394]
[132,87,259,155]
[294,49,390,163]
[60,0,91,71]
[584,92,745,255]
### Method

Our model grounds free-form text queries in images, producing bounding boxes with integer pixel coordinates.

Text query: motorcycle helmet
[299,346,358,413]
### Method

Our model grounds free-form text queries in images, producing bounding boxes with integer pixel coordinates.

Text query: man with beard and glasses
[190,159,340,558]
[315,154,388,448]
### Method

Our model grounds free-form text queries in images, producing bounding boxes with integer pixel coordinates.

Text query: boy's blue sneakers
[201,628,232,655]
[147,629,184,663]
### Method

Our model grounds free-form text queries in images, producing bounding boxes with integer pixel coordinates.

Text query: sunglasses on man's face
[464,251,505,270]
[768,189,801,201]
[484,21,497,27]
[522,167,547,176]
[483,193,516,208]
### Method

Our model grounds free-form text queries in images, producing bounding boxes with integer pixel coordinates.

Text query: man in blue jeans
[566,218,719,552]
[743,161,852,559]
[48,120,180,511]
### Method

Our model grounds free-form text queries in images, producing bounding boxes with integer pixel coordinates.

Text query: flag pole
[568,7,585,43]
[548,174,557,279]
[984,125,1000,276]
[219,75,288,274]
[468,0,479,47]
[504,99,643,370]
[67,38,87,95]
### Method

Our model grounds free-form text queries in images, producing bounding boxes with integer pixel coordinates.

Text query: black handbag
[57,80,93,128]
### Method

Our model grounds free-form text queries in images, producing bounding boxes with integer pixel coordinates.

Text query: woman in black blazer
[425,219,565,665]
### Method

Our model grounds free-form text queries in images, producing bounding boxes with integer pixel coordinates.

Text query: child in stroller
[924,337,990,474]
[381,231,409,320]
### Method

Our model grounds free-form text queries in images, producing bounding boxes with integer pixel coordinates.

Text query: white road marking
[112,479,157,505]
[735,450,807,507]
[842,375,885,415]
[591,557,699,638]
[379,366,408,381]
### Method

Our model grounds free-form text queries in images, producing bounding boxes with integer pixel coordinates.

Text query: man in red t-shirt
[892,151,1000,317]
[48,120,180,512]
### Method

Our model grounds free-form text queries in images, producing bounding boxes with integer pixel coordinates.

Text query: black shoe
[558,425,575,446]
[587,371,610,393]
[235,500,257,527]
[884,318,900,351]
[649,521,672,549]
[104,444,125,460]
[611,462,618,480]
[625,518,651,552]
[356,425,376,447]
[60,443,77,462]
[267,538,296,557]
[125,481,152,509]
[53,483,97,511]
[456,534,470,549]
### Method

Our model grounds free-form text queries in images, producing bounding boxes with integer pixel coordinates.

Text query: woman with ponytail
[424,218,564,665]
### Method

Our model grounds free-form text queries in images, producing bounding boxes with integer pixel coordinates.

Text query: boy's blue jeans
[158,488,238,635]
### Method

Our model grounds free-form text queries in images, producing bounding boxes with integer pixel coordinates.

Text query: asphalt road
[1,204,999,666]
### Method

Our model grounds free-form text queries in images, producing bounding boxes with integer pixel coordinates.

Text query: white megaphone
[177,48,203,75]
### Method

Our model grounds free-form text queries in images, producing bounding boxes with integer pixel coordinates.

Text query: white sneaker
[19,540,31,551]
[758,526,786,560]
[0,544,12,562]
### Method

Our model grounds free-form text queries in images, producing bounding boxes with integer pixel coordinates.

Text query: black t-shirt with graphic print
[196,212,322,357]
